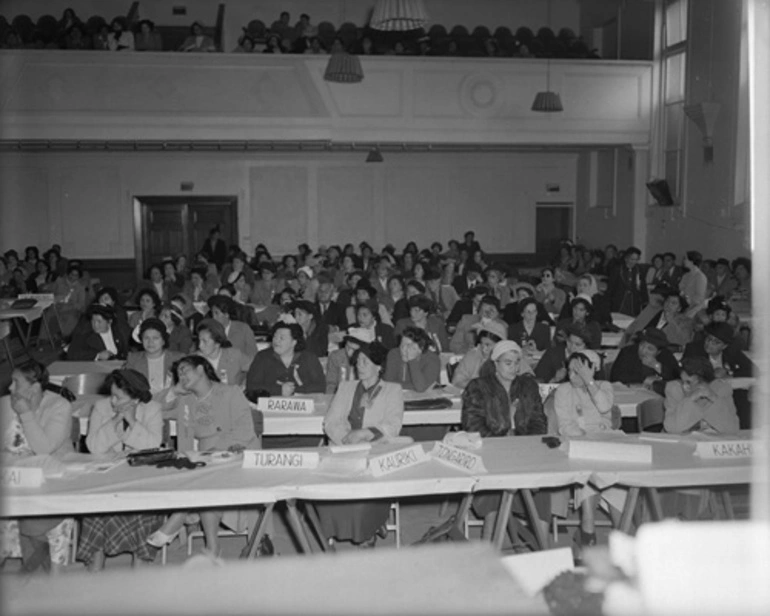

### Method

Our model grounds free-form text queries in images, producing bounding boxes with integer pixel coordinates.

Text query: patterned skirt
[77,514,165,564]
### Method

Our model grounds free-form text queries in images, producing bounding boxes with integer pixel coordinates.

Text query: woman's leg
[147,512,187,547]
[199,511,224,556]
[87,549,105,572]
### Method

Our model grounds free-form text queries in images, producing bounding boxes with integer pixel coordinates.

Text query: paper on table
[568,438,653,464]
[500,548,574,597]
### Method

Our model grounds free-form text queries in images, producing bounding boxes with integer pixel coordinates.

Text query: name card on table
[695,440,753,459]
[2,467,44,488]
[568,439,652,464]
[368,444,429,477]
[257,397,315,414]
[242,450,320,470]
[430,441,487,473]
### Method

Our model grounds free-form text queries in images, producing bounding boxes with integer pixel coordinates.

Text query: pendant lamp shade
[369,0,429,31]
[531,91,563,112]
[324,52,364,83]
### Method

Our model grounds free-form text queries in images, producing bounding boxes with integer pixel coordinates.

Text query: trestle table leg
[286,499,314,554]
[618,487,641,534]
[241,503,275,560]
[521,489,550,550]
[491,491,515,551]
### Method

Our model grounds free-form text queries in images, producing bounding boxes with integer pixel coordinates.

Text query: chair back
[637,397,665,432]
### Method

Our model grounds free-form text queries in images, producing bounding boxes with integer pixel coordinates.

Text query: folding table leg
[303,502,334,553]
[491,491,515,551]
[454,493,474,536]
[521,489,550,550]
[618,487,641,534]
[645,488,665,522]
[720,489,735,520]
[241,503,275,560]
[11,318,33,349]
[285,499,314,554]
[40,309,56,349]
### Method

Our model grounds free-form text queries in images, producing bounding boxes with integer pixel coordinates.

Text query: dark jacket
[608,265,648,316]
[461,373,547,437]
[67,323,131,361]
[508,321,551,351]
[610,344,680,395]
[245,349,325,396]
[316,300,348,331]
[682,341,754,377]
[303,321,329,358]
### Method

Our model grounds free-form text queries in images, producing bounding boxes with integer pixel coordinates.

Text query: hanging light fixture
[324,51,364,83]
[531,0,563,112]
[366,146,384,162]
[369,0,428,31]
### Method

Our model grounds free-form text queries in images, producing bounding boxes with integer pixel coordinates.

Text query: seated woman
[393,295,450,353]
[460,341,547,539]
[553,297,603,350]
[621,290,693,349]
[124,319,183,398]
[535,323,594,384]
[26,260,55,294]
[134,264,172,305]
[208,295,258,360]
[563,274,615,331]
[425,267,460,321]
[194,318,251,387]
[52,263,87,338]
[383,326,441,393]
[158,304,195,354]
[68,304,131,361]
[663,356,739,435]
[354,300,396,350]
[245,322,325,397]
[682,321,754,429]
[220,251,256,289]
[553,350,618,549]
[326,328,375,394]
[292,300,328,358]
[148,356,260,556]
[78,370,164,571]
[317,341,404,547]
[610,328,679,396]
[534,268,567,316]
[94,287,130,330]
[250,262,280,307]
[508,297,552,354]
[502,284,555,327]
[129,288,162,330]
[385,275,409,324]
[450,295,506,355]
[162,260,185,293]
[0,361,74,573]
[182,267,214,304]
[451,321,508,389]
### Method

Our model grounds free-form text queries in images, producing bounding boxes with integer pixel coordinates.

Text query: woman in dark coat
[461,340,547,539]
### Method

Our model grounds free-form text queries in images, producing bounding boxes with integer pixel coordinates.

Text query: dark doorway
[535,205,573,263]
[133,196,237,280]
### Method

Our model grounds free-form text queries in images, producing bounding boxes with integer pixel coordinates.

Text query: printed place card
[695,439,753,459]
[242,449,320,470]
[568,439,652,464]
[430,441,487,473]
[2,466,44,488]
[368,443,429,477]
[257,397,315,414]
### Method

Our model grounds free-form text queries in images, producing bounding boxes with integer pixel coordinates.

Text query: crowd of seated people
[1,8,600,59]
[0,230,756,568]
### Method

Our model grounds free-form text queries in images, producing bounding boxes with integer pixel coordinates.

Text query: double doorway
[132,196,238,280]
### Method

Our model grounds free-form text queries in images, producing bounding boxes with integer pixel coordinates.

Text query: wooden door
[134,196,237,280]
[535,206,572,263]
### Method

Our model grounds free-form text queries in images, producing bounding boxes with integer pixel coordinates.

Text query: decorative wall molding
[0,51,653,146]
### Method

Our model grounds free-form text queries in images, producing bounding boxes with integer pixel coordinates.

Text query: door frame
[132,195,238,282]
[534,202,575,261]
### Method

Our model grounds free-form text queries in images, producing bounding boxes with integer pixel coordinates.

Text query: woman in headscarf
[461,340,547,538]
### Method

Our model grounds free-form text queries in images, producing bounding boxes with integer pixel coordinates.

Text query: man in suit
[453,262,483,296]
[659,252,683,290]
[707,257,738,298]
[608,246,648,316]
[316,279,347,331]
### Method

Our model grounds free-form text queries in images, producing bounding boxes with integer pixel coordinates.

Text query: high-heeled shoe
[146,529,180,548]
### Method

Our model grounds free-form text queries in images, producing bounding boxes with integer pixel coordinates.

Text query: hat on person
[113,369,151,395]
[297,265,314,279]
[704,322,734,345]
[258,261,277,273]
[291,300,318,319]
[87,303,115,321]
[637,328,669,349]
[475,319,508,341]
[343,327,376,346]
[197,317,227,340]
[358,340,389,367]
[139,317,169,346]
[490,340,523,361]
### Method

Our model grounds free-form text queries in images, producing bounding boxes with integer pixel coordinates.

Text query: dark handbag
[127,447,177,467]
